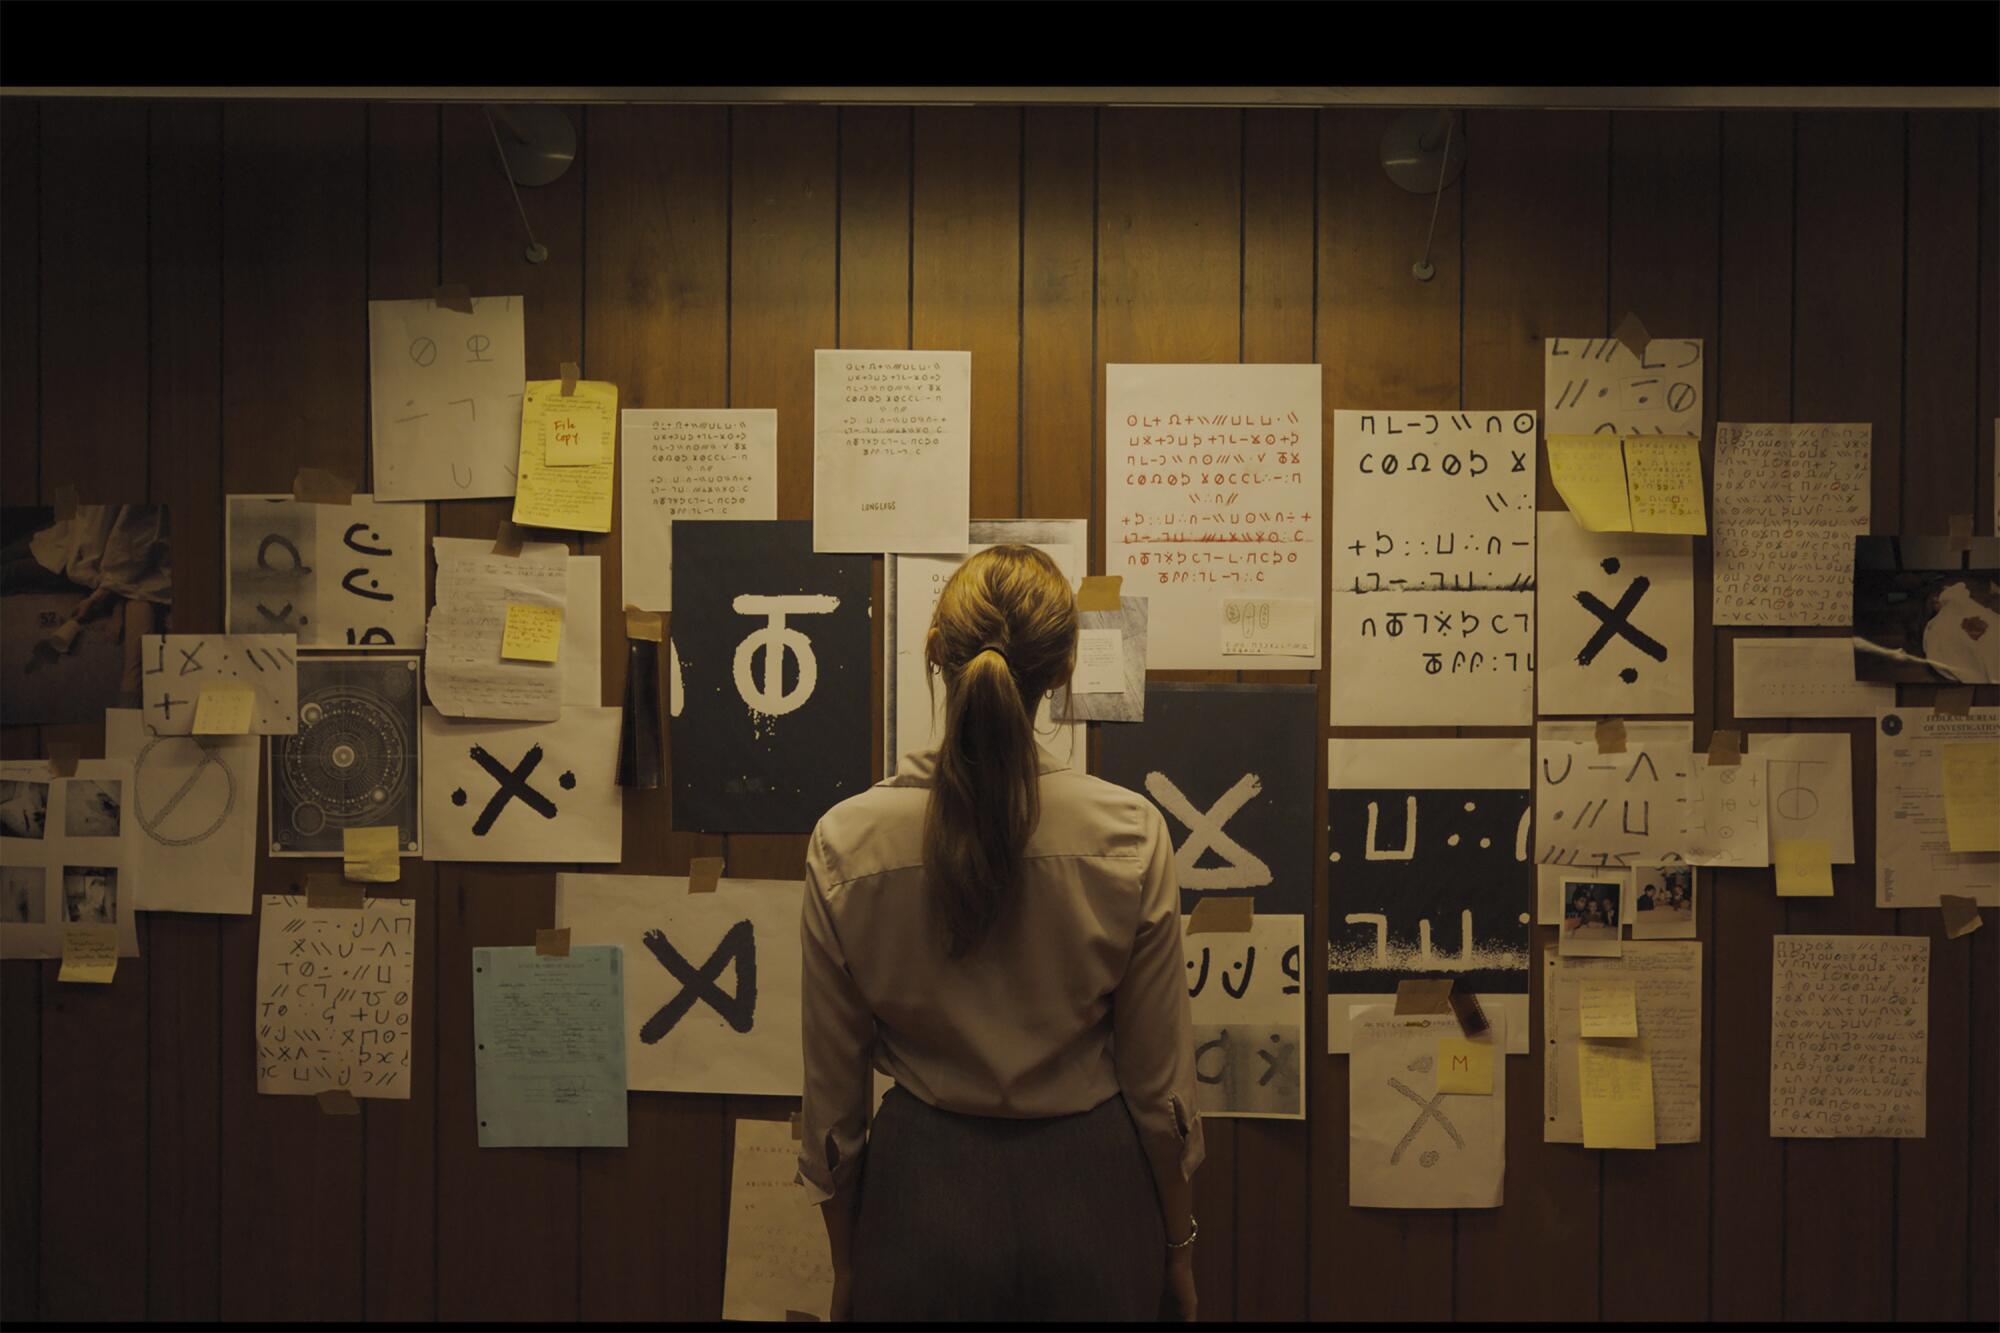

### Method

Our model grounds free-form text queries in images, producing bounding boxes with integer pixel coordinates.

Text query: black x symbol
[1574,576,1668,667]
[639,921,756,1042]
[467,743,557,835]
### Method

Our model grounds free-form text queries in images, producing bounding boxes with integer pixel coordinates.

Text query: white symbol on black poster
[269,655,421,856]
[1097,684,1315,916]
[669,520,870,833]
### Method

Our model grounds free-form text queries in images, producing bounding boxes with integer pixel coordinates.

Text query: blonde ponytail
[922,547,1077,956]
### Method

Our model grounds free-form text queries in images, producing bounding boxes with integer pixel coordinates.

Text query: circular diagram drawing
[133,737,237,848]
[276,672,416,848]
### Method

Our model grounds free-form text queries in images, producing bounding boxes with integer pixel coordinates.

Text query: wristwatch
[1166,1215,1198,1249]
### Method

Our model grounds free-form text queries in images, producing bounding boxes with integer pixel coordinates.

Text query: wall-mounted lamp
[483,105,576,264]
[1380,110,1465,283]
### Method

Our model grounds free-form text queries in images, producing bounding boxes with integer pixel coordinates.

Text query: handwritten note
[1712,423,1870,625]
[618,409,778,611]
[1579,980,1639,1037]
[472,945,627,1147]
[1328,410,1533,722]
[1546,435,1633,531]
[368,294,526,500]
[1546,941,1701,1144]
[143,634,297,736]
[501,604,563,663]
[1771,935,1928,1138]
[512,380,616,532]
[254,893,416,1099]
[342,826,402,883]
[1773,837,1834,897]
[1545,336,1703,437]
[1051,596,1149,724]
[1110,364,1323,670]
[1939,740,2000,852]
[1436,1035,1494,1095]
[722,1117,836,1322]
[1622,436,1706,534]
[1073,626,1124,693]
[1534,720,1695,870]
[1876,707,2000,907]
[1220,596,1316,657]
[192,680,255,735]
[1579,1037,1656,1149]
[813,349,970,555]
[58,926,119,983]
[1681,755,1771,867]
[425,538,567,721]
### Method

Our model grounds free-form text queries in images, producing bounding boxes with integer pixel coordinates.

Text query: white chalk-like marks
[1146,770,1271,890]
[730,594,840,720]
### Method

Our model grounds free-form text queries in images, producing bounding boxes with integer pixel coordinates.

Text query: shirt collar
[883,745,1070,788]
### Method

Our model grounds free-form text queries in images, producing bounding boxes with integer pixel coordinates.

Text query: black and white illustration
[0,779,48,840]
[226,493,426,648]
[1630,864,1697,939]
[1097,683,1316,918]
[367,294,527,500]
[3,867,46,922]
[1185,914,1306,1120]
[557,872,805,1096]
[62,780,121,838]
[0,759,139,959]
[143,633,299,736]
[1558,876,1625,957]
[670,520,871,833]
[269,655,421,857]
[1536,513,1694,715]
[1327,739,1532,1055]
[1,505,172,726]
[1349,1007,1507,1209]
[61,866,118,924]
[1853,535,2000,685]
[422,706,622,862]
[105,709,260,916]
[1544,336,1704,438]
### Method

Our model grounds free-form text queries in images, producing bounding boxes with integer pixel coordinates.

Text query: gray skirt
[851,1085,1167,1322]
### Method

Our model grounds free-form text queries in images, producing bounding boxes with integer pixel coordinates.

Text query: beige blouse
[795,746,1205,1216]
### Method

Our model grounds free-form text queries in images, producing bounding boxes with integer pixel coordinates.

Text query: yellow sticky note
[1579,980,1639,1038]
[58,926,119,984]
[512,379,617,532]
[543,407,606,467]
[1773,837,1834,897]
[342,825,402,884]
[1622,435,1707,534]
[1578,1036,1656,1149]
[1547,435,1633,531]
[501,603,564,663]
[191,680,256,735]
[1940,741,2000,852]
[1436,1036,1494,1095]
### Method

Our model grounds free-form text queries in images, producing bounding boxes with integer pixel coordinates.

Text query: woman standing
[796,545,1203,1321]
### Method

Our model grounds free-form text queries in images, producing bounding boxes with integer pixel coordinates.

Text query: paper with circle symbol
[1747,732,1854,863]
[268,655,422,858]
[1349,1005,1506,1208]
[421,706,622,863]
[368,294,526,501]
[670,521,871,834]
[106,709,258,915]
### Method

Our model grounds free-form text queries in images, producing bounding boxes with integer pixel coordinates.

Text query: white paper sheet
[424,537,568,721]
[1771,935,1927,1138]
[368,294,526,500]
[1328,410,1537,724]
[1875,706,2000,906]
[619,409,779,611]
[254,892,416,1098]
[106,709,258,915]
[142,634,298,735]
[883,522,1086,771]
[1749,732,1856,863]
[557,873,805,1095]
[420,706,622,863]
[1072,628,1124,692]
[1349,1006,1505,1208]
[1535,720,1695,870]
[1544,941,1701,1144]
[1681,755,1771,867]
[1219,596,1316,657]
[813,349,970,554]
[722,1116,836,1322]
[1536,514,1694,715]
[225,493,427,649]
[1544,336,1704,437]
[1184,914,1306,1120]
[0,759,141,958]
[1732,638,1895,718]
[1105,363,1323,670]
[1051,597,1149,723]
[1712,423,1870,626]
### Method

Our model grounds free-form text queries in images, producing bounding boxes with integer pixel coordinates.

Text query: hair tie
[978,643,1010,666]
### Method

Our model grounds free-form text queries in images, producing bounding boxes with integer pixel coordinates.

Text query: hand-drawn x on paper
[465,743,557,835]
[1145,771,1271,890]
[1388,1076,1465,1164]
[1574,576,1668,667]
[639,920,757,1042]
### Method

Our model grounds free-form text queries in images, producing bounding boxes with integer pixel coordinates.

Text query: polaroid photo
[1558,873,1626,957]
[1629,863,1697,939]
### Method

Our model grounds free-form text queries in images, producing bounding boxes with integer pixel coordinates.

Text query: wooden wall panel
[3,97,1994,1328]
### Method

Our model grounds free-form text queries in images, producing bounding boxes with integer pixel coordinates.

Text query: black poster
[1095,683,1316,916]
[669,520,871,833]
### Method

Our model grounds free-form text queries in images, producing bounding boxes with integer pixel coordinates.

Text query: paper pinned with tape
[1935,686,1975,717]
[624,605,665,642]
[432,284,473,314]
[1595,717,1627,754]
[560,361,580,396]
[1707,728,1742,766]
[1076,575,1123,612]
[1939,894,1984,939]
[316,1088,362,1116]
[305,875,365,910]
[58,926,119,984]
[1579,1036,1657,1149]
[45,743,80,779]
[342,826,402,883]
[535,927,572,957]
[1612,311,1651,361]
[291,467,355,505]
[689,856,725,894]
[1185,895,1254,934]
[491,520,528,558]
[1394,978,1454,1015]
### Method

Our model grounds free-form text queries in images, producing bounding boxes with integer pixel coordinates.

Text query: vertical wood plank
[1707,107,1795,1325]
[431,100,586,1324]
[1310,106,1464,1324]
[36,98,151,1323]
[1783,109,1904,1325]
[144,98,225,1323]
[216,100,369,1322]
[1020,108,1095,524]
[1098,105,1244,1320]
[578,103,733,1322]
[1456,107,1609,1324]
